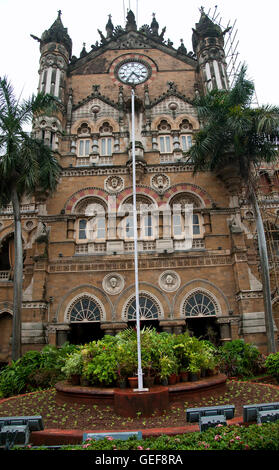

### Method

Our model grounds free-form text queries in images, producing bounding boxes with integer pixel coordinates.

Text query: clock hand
[128,71,140,81]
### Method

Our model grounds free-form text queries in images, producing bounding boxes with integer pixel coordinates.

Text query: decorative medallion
[102,273,125,295]
[104,175,124,193]
[159,270,181,292]
[151,173,170,193]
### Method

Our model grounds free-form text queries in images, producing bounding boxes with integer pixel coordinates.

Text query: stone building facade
[0,10,278,363]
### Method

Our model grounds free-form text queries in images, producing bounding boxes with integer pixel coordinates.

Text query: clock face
[117,61,149,85]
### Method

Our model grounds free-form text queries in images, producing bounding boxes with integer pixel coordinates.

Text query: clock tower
[0,8,276,364]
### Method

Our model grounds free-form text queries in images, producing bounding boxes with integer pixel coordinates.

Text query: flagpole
[131,86,145,391]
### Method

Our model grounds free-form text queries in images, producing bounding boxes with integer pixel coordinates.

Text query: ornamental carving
[159,270,180,292]
[102,272,125,295]
[105,175,124,193]
[151,173,170,193]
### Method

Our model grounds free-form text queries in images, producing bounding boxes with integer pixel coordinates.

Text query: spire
[40,10,72,57]
[151,13,159,35]
[126,10,137,32]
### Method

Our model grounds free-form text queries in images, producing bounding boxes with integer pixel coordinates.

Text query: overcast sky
[1,0,278,107]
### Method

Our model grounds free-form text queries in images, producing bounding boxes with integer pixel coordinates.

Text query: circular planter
[114,386,169,418]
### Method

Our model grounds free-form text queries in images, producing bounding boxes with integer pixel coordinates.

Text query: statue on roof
[126,10,137,32]
[151,13,159,35]
[106,14,114,38]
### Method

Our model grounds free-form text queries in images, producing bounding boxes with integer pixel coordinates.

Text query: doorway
[185,317,220,346]
[68,322,103,345]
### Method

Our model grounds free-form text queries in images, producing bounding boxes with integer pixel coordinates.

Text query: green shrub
[57,421,279,451]
[218,339,262,377]
[0,343,79,398]
[265,352,279,382]
[61,351,84,378]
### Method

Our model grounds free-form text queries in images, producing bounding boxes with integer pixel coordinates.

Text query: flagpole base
[133,388,149,392]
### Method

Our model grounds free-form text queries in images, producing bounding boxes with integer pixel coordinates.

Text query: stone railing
[0,271,10,280]
[0,204,37,214]
[75,239,204,255]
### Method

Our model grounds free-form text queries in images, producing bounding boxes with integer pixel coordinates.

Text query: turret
[36,10,72,100]
[192,9,229,92]
[31,11,71,148]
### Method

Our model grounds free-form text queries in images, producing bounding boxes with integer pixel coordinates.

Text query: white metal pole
[131,87,144,391]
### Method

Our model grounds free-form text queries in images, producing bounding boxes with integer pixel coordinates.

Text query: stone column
[216,317,232,344]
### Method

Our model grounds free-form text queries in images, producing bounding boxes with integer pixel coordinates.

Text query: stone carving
[151,173,170,192]
[105,175,124,193]
[159,270,180,292]
[102,272,125,295]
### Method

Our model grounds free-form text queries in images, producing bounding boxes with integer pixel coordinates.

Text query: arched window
[77,123,91,157]
[125,294,161,321]
[158,120,172,153]
[120,195,157,241]
[170,193,204,242]
[75,197,107,242]
[68,296,102,322]
[99,122,113,156]
[179,119,193,151]
[182,291,218,317]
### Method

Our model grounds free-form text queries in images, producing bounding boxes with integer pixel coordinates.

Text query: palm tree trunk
[11,186,23,361]
[249,186,277,353]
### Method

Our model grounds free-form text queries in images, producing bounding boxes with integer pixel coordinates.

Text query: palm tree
[187,65,279,353]
[0,76,61,361]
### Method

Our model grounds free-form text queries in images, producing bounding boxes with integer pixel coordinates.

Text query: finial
[58,9,62,19]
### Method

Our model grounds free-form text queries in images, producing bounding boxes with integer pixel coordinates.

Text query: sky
[0,0,278,107]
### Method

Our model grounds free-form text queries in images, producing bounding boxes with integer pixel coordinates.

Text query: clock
[117,60,149,85]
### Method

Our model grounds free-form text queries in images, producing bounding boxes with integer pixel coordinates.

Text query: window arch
[119,195,158,241]
[75,197,107,242]
[123,292,163,321]
[181,289,220,317]
[169,193,204,242]
[66,294,105,322]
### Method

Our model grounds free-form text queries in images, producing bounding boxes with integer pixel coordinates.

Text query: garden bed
[1,380,279,435]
